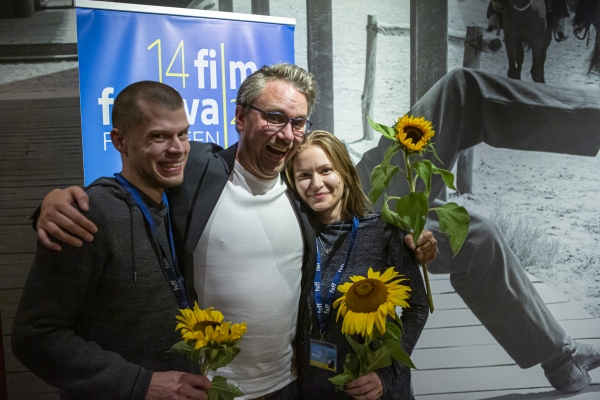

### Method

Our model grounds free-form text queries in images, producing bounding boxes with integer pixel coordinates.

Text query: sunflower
[176,303,247,350]
[394,115,435,154]
[333,267,411,337]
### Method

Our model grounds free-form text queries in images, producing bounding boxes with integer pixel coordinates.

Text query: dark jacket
[13,178,197,400]
[298,214,429,399]
[167,141,318,392]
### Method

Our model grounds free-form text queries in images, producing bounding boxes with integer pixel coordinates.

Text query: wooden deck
[412,273,600,399]
[1,95,599,399]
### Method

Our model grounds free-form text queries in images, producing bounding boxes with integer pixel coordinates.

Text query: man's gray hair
[236,63,319,115]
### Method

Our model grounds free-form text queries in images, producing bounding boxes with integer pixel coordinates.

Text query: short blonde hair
[286,130,371,219]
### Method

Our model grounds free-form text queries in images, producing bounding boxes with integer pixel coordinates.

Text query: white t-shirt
[193,160,303,399]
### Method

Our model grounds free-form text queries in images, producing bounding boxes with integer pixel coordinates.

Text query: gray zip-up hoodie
[12,177,198,400]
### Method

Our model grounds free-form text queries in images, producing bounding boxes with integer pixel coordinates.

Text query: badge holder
[309,338,338,372]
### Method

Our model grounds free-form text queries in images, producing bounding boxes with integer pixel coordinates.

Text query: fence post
[218,0,232,12]
[410,0,448,200]
[361,14,378,140]
[457,25,483,194]
[251,0,269,15]
[306,0,334,133]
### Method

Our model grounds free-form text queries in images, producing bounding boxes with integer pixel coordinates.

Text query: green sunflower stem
[401,150,434,314]
[421,263,434,313]
[200,358,210,376]
[403,151,415,193]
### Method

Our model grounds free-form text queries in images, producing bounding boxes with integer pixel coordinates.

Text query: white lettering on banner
[184,99,200,124]
[229,61,257,89]
[98,87,115,126]
[201,99,219,125]
[191,131,220,145]
[324,304,330,313]
[205,130,218,144]
[184,99,219,125]
[195,49,217,89]
[94,49,260,152]
[103,132,111,151]
[315,282,321,291]
[316,304,323,313]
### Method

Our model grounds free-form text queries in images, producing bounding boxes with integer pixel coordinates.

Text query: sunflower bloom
[395,115,435,154]
[176,303,247,350]
[333,267,411,337]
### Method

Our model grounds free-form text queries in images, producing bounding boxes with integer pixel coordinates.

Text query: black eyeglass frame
[246,104,312,137]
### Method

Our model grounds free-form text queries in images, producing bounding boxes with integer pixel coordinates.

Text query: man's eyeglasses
[247,105,312,137]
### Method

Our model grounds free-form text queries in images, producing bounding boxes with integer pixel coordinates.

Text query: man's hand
[405,230,437,264]
[344,371,383,400]
[145,371,211,400]
[37,187,98,251]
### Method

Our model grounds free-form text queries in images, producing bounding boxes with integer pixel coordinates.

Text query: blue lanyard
[114,173,189,309]
[314,216,359,338]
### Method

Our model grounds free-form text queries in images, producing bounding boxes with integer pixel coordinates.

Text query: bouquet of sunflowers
[170,303,247,400]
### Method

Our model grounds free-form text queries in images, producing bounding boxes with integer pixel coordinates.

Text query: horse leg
[505,37,523,79]
[531,30,552,83]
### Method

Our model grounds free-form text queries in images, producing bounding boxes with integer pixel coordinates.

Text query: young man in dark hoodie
[11,81,211,400]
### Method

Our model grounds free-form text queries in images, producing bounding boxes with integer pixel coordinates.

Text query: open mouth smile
[266,144,289,158]
[158,161,184,172]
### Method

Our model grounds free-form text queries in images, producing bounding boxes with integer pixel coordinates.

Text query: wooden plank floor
[1,96,599,399]
[413,273,600,399]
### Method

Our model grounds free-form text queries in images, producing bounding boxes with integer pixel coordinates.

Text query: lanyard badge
[114,173,189,309]
[310,217,359,372]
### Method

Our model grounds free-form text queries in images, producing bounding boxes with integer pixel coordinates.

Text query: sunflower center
[404,127,424,144]
[345,278,388,313]
[193,321,221,332]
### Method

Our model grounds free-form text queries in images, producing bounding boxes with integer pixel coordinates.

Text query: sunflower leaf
[345,335,369,367]
[395,192,429,244]
[329,352,359,391]
[367,116,396,140]
[431,167,456,191]
[428,142,443,164]
[393,313,404,335]
[168,340,195,357]
[329,370,357,391]
[208,346,241,371]
[412,160,433,198]
[382,195,412,231]
[368,144,401,204]
[382,321,402,342]
[369,165,400,205]
[207,375,244,400]
[363,343,393,373]
[385,339,417,369]
[345,352,360,374]
[430,202,470,255]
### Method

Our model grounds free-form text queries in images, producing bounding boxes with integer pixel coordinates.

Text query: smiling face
[112,101,190,202]
[292,145,346,224]
[235,80,308,179]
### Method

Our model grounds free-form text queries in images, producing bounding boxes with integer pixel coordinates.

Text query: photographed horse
[503,0,553,83]
[573,0,600,74]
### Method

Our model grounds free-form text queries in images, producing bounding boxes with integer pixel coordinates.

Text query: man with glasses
[34,63,437,399]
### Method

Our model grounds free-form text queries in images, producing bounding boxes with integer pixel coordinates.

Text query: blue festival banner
[75,0,295,185]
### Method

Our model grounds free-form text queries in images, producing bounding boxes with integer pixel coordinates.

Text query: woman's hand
[37,187,98,251]
[344,371,383,400]
[405,230,437,264]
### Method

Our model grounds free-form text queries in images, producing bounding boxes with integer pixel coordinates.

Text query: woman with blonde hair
[286,130,429,399]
